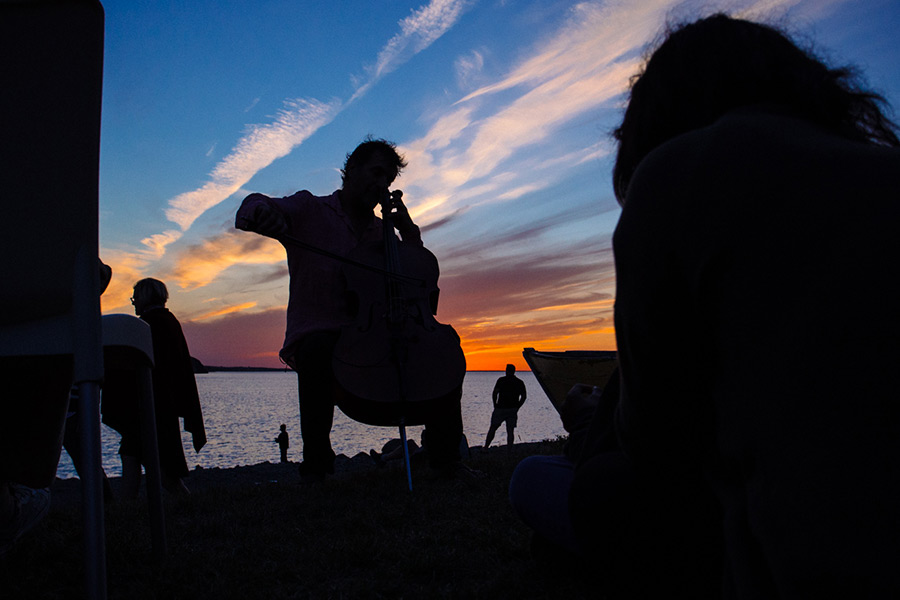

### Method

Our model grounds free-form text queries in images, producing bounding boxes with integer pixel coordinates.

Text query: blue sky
[96,0,900,368]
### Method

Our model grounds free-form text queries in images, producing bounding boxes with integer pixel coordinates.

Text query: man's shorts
[490,407,519,428]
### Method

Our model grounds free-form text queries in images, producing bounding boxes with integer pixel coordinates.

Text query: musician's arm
[235,193,289,238]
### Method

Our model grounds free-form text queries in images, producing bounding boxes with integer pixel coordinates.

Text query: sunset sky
[97,0,900,370]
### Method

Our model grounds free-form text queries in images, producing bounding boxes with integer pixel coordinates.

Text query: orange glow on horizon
[459,329,617,372]
[168,278,617,371]
[179,306,617,371]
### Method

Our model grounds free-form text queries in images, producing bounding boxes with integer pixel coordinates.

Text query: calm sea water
[56,371,566,479]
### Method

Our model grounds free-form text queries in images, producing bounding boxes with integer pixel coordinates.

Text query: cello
[331,190,467,429]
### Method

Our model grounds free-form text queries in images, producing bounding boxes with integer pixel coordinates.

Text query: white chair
[101,314,167,562]
[0,1,107,597]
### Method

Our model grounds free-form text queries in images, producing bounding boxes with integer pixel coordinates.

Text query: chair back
[0,0,105,382]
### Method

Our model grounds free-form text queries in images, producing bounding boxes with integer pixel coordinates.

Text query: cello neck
[380,193,403,321]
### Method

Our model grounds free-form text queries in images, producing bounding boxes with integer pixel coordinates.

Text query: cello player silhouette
[236,137,467,482]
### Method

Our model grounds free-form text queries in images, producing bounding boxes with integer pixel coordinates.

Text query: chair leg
[136,367,166,561]
[399,424,413,491]
[77,380,107,600]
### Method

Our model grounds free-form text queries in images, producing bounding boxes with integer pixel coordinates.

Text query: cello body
[332,237,466,427]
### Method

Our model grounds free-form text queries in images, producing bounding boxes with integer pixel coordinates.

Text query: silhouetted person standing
[104,278,206,497]
[485,364,526,447]
[236,137,466,482]
[275,424,289,463]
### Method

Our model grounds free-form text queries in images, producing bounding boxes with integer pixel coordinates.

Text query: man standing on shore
[275,424,289,463]
[485,364,527,447]
[235,137,465,482]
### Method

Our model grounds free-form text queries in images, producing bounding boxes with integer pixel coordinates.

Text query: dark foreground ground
[2,439,591,599]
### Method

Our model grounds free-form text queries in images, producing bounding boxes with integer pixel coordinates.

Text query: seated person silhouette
[510,13,900,599]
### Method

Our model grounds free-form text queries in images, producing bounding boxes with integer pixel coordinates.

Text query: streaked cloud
[100,0,478,326]
[352,0,475,100]
[439,240,614,320]
[401,0,816,226]
[243,264,291,288]
[399,1,667,221]
[165,98,341,232]
[454,49,485,89]
[130,0,473,268]
[141,229,183,258]
[171,230,286,290]
[191,301,258,322]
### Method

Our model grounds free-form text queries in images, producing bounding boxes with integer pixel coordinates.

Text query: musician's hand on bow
[241,202,288,238]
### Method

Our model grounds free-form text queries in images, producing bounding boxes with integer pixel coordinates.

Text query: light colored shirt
[235,190,422,363]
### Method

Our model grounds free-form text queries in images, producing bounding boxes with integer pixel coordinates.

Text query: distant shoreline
[192,362,515,374]
[190,356,290,373]
[201,365,291,372]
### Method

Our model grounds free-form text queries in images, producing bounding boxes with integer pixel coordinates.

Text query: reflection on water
[56,371,566,479]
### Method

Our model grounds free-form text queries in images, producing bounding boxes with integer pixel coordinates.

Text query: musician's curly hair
[612,13,899,204]
[341,136,408,183]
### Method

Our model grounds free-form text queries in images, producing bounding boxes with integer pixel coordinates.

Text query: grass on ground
[2,439,589,599]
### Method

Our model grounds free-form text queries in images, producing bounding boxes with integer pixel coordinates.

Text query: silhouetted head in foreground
[506,364,516,376]
[612,13,899,204]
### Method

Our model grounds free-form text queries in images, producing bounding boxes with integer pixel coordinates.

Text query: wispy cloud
[99,0,478,321]
[398,1,667,218]
[439,245,617,362]
[171,230,286,290]
[165,98,341,232]
[399,0,818,226]
[141,229,183,259]
[130,0,473,264]
[454,1,659,104]
[351,0,476,101]
[454,50,485,89]
[191,301,258,322]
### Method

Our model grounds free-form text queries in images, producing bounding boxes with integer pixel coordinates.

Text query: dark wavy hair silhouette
[341,136,408,184]
[612,13,899,204]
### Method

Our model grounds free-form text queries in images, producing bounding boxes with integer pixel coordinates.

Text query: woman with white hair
[104,278,206,496]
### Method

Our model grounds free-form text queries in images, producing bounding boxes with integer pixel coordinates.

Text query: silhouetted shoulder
[625,107,900,216]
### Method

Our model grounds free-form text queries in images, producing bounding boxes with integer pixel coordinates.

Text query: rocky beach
[7,439,590,599]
